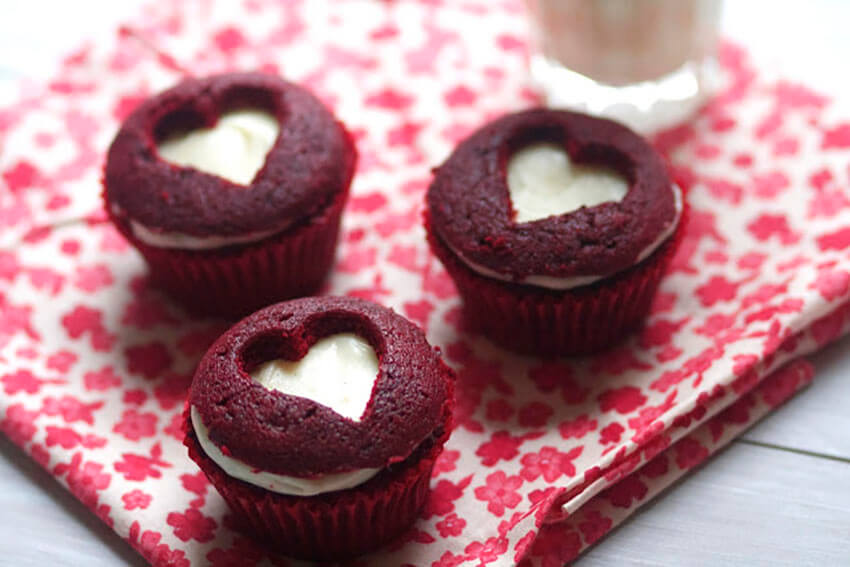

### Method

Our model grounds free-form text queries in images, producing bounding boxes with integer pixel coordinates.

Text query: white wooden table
[1,1,849,565]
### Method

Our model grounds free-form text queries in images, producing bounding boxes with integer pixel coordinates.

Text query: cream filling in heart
[445,143,682,289]
[157,109,279,186]
[122,110,284,250]
[507,143,629,223]
[252,333,379,422]
[190,333,382,496]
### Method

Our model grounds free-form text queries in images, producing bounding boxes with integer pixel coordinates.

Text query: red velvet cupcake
[104,72,356,317]
[426,108,685,356]
[184,296,455,560]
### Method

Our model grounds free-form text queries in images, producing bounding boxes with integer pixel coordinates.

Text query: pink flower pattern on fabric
[0,1,846,565]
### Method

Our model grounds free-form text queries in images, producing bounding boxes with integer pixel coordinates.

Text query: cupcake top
[189,296,454,492]
[104,72,356,250]
[427,108,681,289]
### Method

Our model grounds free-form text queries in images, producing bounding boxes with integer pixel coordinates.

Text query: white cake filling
[157,109,279,186]
[125,215,280,250]
[507,143,629,223]
[447,179,683,290]
[190,333,382,496]
[120,109,283,250]
[252,333,379,422]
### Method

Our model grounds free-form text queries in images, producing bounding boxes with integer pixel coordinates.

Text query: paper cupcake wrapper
[109,188,349,318]
[183,406,453,560]
[426,205,688,356]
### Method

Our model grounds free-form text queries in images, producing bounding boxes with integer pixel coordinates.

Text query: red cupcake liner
[183,405,453,561]
[426,204,688,356]
[110,188,348,318]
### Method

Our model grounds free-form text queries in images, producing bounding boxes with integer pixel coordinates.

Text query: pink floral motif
[122,489,152,510]
[810,268,850,301]
[577,509,613,546]
[484,398,515,422]
[53,452,110,510]
[113,409,158,441]
[2,369,56,395]
[474,471,524,517]
[528,362,589,405]
[640,317,689,348]
[597,386,647,415]
[2,160,42,192]
[44,425,106,450]
[519,446,583,482]
[127,521,190,567]
[121,295,179,330]
[476,430,525,466]
[762,361,811,407]
[167,508,217,543]
[674,438,710,470]
[599,423,624,445]
[72,264,113,292]
[163,412,185,441]
[604,474,649,509]
[29,443,50,468]
[822,123,850,149]
[122,389,147,406]
[432,550,466,567]
[525,524,582,567]
[517,402,553,428]
[0,251,20,281]
[435,513,466,538]
[641,454,670,479]
[365,87,414,110]
[464,536,509,564]
[1,403,39,445]
[590,347,652,375]
[46,350,77,373]
[0,299,39,342]
[696,275,744,307]
[432,449,460,477]
[83,365,122,391]
[153,372,192,410]
[42,395,103,424]
[747,213,800,244]
[114,443,171,481]
[60,305,114,350]
[424,475,473,518]
[213,27,246,53]
[124,342,173,380]
[558,414,598,440]
[628,391,679,437]
[444,84,477,107]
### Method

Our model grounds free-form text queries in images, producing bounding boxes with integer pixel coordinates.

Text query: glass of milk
[526,0,723,133]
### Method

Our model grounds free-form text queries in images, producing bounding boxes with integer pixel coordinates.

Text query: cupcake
[426,108,685,356]
[184,296,455,559]
[104,72,356,317]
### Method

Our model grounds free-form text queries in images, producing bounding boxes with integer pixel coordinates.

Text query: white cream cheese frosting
[120,109,283,250]
[252,333,379,422]
[507,143,629,223]
[190,407,380,496]
[125,215,281,250]
[190,333,382,496]
[448,182,683,290]
[157,109,279,186]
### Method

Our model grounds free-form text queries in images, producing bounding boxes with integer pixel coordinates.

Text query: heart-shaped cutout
[157,109,279,186]
[507,142,628,223]
[251,333,379,422]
